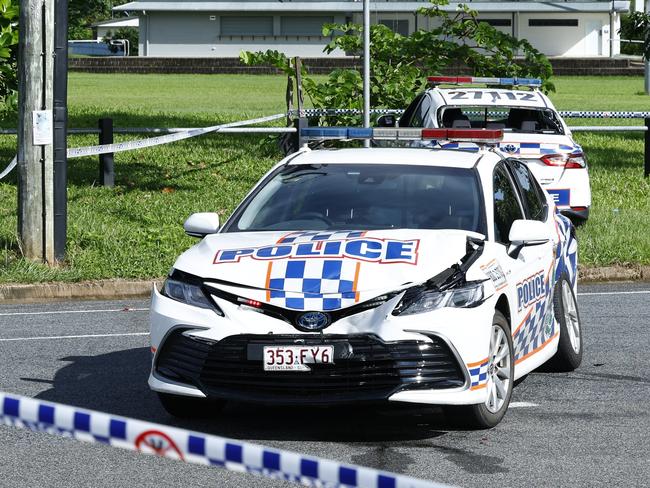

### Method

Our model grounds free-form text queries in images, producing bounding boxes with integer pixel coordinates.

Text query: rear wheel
[445,311,514,429]
[157,392,225,418]
[547,275,583,371]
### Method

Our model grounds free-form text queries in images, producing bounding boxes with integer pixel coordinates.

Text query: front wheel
[546,275,583,371]
[444,310,514,429]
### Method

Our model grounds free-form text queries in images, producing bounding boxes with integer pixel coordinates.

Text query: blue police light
[301,128,349,139]
[512,78,542,87]
[347,128,373,138]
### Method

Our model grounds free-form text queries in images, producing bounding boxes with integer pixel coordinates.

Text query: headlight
[394,282,484,316]
[161,271,223,314]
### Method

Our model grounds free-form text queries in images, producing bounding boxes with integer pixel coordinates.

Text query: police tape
[0,113,287,181]
[0,392,452,488]
[292,109,650,119]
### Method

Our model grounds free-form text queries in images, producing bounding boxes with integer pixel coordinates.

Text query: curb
[0,279,160,303]
[577,265,650,283]
[0,266,649,303]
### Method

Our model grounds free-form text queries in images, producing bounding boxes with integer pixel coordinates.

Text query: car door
[491,161,555,365]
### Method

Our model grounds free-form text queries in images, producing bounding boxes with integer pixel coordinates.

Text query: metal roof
[114,1,630,14]
[92,17,139,28]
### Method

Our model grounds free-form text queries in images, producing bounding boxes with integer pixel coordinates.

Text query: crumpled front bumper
[148,286,495,406]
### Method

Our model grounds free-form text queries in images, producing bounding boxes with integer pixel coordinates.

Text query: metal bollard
[99,118,114,187]
[645,118,650,178]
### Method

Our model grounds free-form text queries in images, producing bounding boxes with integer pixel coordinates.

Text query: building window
[379,19,409,36]
[221,16,273,36]
[280,16,333,36]
[479,19,512,27]
[528,19,578,27]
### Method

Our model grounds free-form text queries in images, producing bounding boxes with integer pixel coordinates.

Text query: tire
[157,392,225,418]
[546,275,583,372]
[444,310,514,429]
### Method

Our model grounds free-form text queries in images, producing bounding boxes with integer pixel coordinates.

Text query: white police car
[384,77,591,223]
[149,127,583,429]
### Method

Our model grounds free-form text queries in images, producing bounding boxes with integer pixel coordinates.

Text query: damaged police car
[149,128,582,429]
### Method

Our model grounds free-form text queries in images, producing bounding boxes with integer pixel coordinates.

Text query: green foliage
[69,0,130,40]
[240,0,554,125]
[69,0,111,39]
[0,0,18,112]
[619,11,650,59]
[104,27,139,56]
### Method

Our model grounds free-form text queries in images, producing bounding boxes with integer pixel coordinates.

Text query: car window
[493,164,524,244]
[399,93,426,127]
[226,164,486,235]
[409,95,432,127]
[508,159,548,222]
[438,105,564,134]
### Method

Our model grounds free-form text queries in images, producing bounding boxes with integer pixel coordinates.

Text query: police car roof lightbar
[301,127,503,143]
[428,76,542,88]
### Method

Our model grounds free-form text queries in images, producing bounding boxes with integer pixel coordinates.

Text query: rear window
[438,106,564,134]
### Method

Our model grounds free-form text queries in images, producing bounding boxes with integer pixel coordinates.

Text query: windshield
[438,106,564,134]
[225,164,486,234]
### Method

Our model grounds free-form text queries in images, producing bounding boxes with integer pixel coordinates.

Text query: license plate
[263,345,334,372]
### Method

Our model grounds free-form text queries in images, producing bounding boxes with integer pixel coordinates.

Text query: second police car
[381,77,591,223]
[149,127,583,429]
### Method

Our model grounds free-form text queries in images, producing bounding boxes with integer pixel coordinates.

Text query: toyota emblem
[296,311,331,331]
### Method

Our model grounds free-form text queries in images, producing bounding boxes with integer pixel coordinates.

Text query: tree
[0,0,18,112]
[241,0,554,125]
[69,0,130,40]
[619,11,650,59]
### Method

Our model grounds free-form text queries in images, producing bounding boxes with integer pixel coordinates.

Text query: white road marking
[0,308,149,317]
[509,401,539,408]
[0,332,149,342]
[578,290,650,297]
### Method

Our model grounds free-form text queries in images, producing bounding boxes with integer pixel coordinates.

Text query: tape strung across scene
[0,113,286,181]
[291,109,650,119]
[3,108,649,181]
[0,392,453,488]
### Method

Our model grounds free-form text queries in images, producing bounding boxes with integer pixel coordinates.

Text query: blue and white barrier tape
[0,113,286,181]
[292,109,650,119]
[0,392,453,488]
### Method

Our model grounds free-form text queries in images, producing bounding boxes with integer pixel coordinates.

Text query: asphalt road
[0,281,648,488]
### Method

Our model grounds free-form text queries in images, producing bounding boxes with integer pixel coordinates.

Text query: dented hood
[173,229,484,310]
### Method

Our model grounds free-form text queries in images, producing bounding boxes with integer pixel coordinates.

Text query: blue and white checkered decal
[0,392,450,488]
[268,259,359,311]
[513,282,555,361]
[554,212,578,288]
[498,142,577,156]
[468,359,489,390]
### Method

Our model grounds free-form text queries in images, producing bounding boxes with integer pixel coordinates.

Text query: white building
[93,17,140,41]
[113,1,631,58]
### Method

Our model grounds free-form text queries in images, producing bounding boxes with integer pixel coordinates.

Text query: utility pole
[18,0,55,263]
[363,0,371,148]
[53,0,68,261]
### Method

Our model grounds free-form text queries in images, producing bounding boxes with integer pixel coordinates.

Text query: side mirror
[508,220,551,257]
[377,114,398,127]
[184,212,220,238]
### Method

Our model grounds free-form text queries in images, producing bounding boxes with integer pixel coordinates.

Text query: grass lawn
[0,74,649,283]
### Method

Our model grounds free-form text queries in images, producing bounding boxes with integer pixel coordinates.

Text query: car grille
[155,331,466,404]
